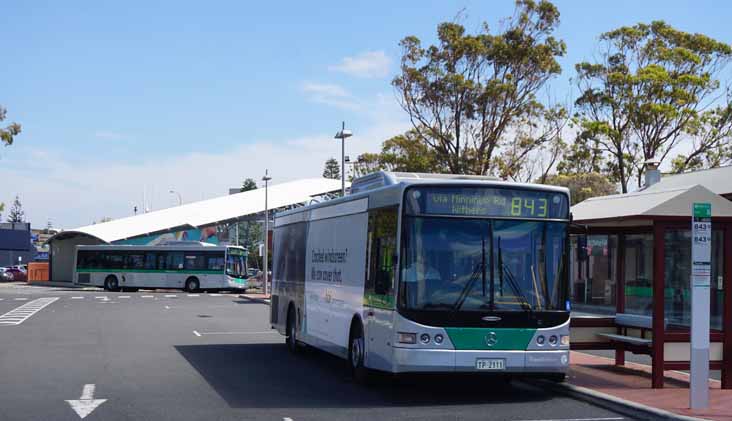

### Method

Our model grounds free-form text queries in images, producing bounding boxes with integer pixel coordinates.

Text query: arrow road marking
[66,384,107,419]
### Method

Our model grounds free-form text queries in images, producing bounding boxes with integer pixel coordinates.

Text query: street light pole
[334,122,352,196]
[169,190,182,206]
[262,170,272,296]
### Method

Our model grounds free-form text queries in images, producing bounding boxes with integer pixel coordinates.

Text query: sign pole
[690,202,711,409]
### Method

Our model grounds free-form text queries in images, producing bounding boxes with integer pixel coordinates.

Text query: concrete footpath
[563,351,731,420]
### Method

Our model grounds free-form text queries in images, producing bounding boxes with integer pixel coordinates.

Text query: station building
[568,165,732,388]
[47,178,342,283]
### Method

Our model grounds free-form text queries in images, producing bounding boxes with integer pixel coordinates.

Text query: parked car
[0,268,11,282]
[3,267,27,282]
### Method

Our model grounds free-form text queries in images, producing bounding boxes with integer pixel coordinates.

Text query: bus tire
[348,319,371,384]
[185,277,200,293]
[286,305,299,354]
[104,275,119,292]
[547,373,566,383]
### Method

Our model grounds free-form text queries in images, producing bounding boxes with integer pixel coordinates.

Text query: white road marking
[194,331,279,336]
[210,293,221,297]
[14,298,28,301]
[187,294,199,297]
[193,330,202,337]
[164,294,177,298]
[164,305,170,310]
[283,418,294,421]
[0,297,59,326]
[514,418,624,421]
[141,295,154,298]
[66,384,107,419]
[119,296,130,299]
[71,297,84,300]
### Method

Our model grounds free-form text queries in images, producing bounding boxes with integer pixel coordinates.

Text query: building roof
[51,178,343,243]
[643,165,732,196]
[572,184,732,225]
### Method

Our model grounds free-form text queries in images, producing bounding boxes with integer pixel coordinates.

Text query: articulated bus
[73,244,248,292]
[270,172,571,381]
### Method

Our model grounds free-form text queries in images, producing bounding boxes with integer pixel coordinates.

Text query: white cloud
[301,82,360,110]
[0,101,410,229]
[329,51,391,78]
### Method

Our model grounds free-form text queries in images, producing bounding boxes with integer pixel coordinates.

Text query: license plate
[475,358,505,370]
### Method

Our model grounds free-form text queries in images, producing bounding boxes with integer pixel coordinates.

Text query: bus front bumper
[391,348,569,374]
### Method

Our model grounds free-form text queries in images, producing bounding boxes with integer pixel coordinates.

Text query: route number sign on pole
[690,202,711,409]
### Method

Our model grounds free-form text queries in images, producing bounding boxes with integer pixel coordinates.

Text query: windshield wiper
[453,233,487,312]
[497,238,533,314]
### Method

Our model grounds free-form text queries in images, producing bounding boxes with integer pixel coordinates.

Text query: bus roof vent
[350,171,500,194]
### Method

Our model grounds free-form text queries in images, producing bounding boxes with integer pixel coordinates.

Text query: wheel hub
[351,337,362,368]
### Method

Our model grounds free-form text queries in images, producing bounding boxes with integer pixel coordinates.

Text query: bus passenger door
[364,207,398,372]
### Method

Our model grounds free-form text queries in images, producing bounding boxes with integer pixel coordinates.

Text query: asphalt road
[0,282,633,421]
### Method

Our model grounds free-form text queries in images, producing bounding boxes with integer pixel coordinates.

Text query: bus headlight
[536,335,546,345]
[548,335,558,346]
[434,334,444,344]
[398,332,417,344]
[560,335,570,346]
[419,333,431,344]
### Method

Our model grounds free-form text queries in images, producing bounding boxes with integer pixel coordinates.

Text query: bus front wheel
[185,277,200,293]
[104,275,119,292]
[348,320,371,384]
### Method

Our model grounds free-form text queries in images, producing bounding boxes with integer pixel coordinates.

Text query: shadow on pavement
[175,343,553,409]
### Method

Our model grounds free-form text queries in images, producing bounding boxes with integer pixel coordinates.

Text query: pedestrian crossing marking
[0,297,59,326]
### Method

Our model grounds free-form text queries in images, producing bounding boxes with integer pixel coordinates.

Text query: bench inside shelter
[596,313,666,355]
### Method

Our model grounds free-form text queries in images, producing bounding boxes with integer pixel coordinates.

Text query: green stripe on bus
[76,268,223,275]
[363,293,395,309]
[445,327,536,351]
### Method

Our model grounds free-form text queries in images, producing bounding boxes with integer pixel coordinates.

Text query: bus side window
[144,253,157,270]
[366,207,398,298]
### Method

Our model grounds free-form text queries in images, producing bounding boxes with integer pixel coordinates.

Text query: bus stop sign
[690,202,711,409]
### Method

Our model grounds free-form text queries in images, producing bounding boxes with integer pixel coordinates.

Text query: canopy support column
[652,222,666,388]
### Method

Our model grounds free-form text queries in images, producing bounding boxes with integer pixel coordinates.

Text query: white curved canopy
[56,178,343,243]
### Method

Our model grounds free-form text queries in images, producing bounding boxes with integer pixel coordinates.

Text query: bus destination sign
[406,187,569,219]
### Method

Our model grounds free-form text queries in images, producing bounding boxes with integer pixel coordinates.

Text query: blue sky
[2,0,731,228]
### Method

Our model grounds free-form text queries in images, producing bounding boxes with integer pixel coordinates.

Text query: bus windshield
[398,216,567,312]
[225,249,247,278]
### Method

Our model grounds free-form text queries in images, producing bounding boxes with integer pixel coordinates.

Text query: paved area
[0,283,633,420]
[571,351,731,420]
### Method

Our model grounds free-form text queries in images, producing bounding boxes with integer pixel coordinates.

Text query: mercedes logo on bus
[485,331,498,347]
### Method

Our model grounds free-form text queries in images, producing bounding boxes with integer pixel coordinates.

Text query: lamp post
[169,190,182,206]
[262,170,272,296]
[334,121,352,196]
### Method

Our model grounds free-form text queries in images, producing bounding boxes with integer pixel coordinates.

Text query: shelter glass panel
[664,229,724,330]
[624,234,654,316]
[569,235,617,316]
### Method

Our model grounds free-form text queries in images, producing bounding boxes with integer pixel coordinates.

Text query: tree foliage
[542,173,617,204]
[393,0,566,177]
[573,21,732,192]
[240,178,258,192]
[0,106,21,147]
[322,157,341,180]
[7,195,25,223]
[353,129,448,177]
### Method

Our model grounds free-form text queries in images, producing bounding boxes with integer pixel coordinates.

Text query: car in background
[0,268,11,282]
[3,267,27,282]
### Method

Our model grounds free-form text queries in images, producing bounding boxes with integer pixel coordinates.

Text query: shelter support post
[723,223,732,389]
[615,233,626,366]
[652,222,666,388]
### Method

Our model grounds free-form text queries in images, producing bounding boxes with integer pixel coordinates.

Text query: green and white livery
[270,172,571,380]
[73,244,248,292]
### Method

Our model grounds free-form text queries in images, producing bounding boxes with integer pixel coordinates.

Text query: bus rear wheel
[348,320,371,384]
[185,277,200,293]
[104,275,119,292]
[286,306,299,354]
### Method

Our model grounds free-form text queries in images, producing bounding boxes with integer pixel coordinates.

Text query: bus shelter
[568,184,732,388]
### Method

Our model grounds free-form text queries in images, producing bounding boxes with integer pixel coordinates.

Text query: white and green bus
[73,244,248,292]
[271,172,571,381]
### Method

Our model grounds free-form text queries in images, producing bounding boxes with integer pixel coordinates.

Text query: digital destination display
[405,186,569,219]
